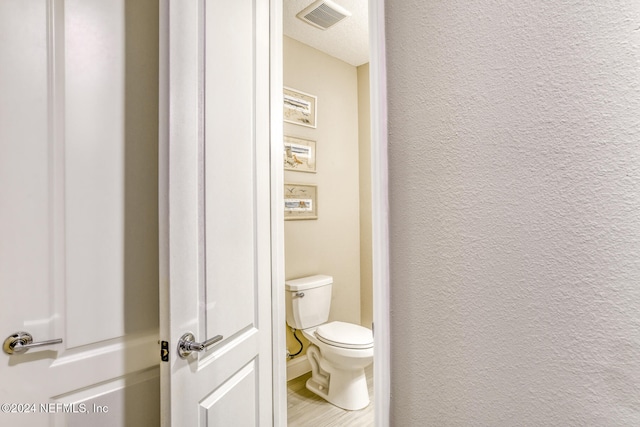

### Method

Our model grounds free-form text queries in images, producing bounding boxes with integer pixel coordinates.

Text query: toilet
[285,275,373,411]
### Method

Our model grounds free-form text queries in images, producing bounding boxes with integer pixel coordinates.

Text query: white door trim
[370,1,391,425]
[270,0,287,426]
[269,0,390,425]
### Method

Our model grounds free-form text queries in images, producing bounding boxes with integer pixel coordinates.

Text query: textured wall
[386,1,640,425]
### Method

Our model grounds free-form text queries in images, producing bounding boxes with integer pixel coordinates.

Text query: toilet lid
[315,321,373,349]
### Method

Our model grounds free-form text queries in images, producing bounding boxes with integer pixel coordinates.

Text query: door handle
[3,332,63,355]
[177,332,223,358]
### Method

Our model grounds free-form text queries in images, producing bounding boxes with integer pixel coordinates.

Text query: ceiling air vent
[296,0,352,31]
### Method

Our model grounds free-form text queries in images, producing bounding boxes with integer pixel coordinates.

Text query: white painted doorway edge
[269,0,390,425]
[369,0,391,425]
[270,0,287,426]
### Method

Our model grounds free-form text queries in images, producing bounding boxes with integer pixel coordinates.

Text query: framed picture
[284,183,318,220]
[284,87,317,128]
[284,135,316,173]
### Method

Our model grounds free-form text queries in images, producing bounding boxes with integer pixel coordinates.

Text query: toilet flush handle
[295,292,305,298]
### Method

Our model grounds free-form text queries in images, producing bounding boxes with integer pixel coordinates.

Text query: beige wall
[283,36,362,356]
[387,0,640,424]
[357,63,372,329]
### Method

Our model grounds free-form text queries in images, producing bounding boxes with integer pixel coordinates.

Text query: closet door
[159,1,273,425]
[0,1,160,425]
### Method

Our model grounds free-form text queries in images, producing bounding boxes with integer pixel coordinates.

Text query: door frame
[369,1,391,425]
[270,1,287,426]
[269,0,390,425]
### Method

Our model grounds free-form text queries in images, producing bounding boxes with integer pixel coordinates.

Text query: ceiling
[283,0,369,67]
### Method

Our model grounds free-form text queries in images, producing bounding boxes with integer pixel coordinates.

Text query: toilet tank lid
[285,274,333,291]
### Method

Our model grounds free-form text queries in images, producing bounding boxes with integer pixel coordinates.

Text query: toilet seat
[315,321,373,349]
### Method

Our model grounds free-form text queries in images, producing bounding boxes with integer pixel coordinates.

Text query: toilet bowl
[302,321,373,410]
[285,275,374,411]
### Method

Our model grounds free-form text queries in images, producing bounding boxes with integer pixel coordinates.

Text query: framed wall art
[284,183,318,220]
[283,87,317,128]
[284,135,316,173]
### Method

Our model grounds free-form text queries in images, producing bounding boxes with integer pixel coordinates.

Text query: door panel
[0,0,50,345]
[204,0,257,350]
[65,0,127,347]
[160,0,273,425]
[0,1,159,425]
[200,361,257,425]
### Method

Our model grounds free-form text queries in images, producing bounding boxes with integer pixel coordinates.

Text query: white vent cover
[296,0,351,31]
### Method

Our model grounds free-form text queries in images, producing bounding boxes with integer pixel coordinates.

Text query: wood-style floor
[287,364,374,427]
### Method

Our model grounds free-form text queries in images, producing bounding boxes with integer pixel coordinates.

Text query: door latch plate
[161,341,169,362]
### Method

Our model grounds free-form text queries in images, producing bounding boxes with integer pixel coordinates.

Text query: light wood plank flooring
[287,364,374,427]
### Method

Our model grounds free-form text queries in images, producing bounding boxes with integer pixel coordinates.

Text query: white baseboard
[286,356,311,381]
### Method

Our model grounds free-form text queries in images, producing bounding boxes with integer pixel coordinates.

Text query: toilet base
[306,345,370,411]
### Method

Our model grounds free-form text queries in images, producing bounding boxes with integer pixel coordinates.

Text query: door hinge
[161,340,169,362]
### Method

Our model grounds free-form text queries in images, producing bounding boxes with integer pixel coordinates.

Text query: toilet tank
[285,275,333,329]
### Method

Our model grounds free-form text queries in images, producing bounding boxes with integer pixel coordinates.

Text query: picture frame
[284,87,317,128]
[284,135,316,173]
[284,183,318,220]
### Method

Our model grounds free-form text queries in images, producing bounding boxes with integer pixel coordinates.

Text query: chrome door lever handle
[177,332,223,358]
[3,332,63,355]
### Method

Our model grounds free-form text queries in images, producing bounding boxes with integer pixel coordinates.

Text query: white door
[0,0,160,426]
[159,1,274,425]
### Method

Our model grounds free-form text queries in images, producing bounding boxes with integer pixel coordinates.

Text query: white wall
[386,1,640,425]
